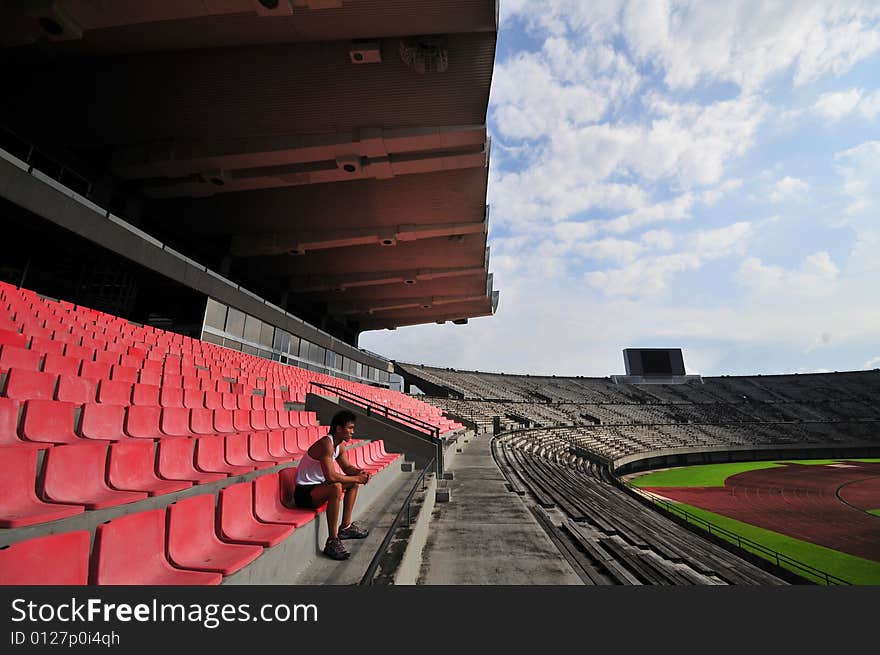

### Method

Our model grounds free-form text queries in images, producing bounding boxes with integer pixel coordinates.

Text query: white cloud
[737,251,840,297]
[585,221,754,298]
[813,88,880,121]
[641,230,676,250]
[865,356,880,369]
[490,93,765,232]
[768,176,810,203]
[491,36,640,141]
[503,1,880,91]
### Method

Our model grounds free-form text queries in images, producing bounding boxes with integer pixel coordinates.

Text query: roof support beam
[231,219,486,257]
[139,145,487,198]
[289,266,486,293]
[113,125,486,180]
[328,293,489,316]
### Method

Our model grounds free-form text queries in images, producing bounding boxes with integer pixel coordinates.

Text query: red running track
[644,461,880,562]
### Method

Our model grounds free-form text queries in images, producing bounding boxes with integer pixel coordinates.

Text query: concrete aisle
[417,434,583,585]
[293,470,417,585]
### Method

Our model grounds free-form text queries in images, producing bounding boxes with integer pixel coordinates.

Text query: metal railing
[629,485,852,586]
[359,457,434,586]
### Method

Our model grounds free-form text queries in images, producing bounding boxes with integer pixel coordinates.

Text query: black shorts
[293,483,320,509]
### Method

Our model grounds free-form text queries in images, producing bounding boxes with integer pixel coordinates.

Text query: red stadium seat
[232,409,252,432]
[227,433,272,470]
[80,361,112,381]
[92,509,221,585]
[0,448,83,527]
[221,393,238,410]
[249,432,288,465]
[62,343,91,360]
[267,430,289,459]
[265,410,281,430]
[167,495,262,575]
[107,440,191,496]
[183,389,205,409]
[159,386,184,408]
[189,408,216,435]
[131,383,160,406]
[127,346,147,359]
[156,438,225,485]
[79,403,127,441]
[218,482,294,547]
[94,350,121,365]
[0,531,90,584]
[21,399,79,444]
[30,336,65,356]
[124,405,162,439]
[110,365,138,383]
[160,407,192,437]
[347,445,382,473]
[213,409,235,433]
[0,345,41,372]
[277,410,292,429]
[43,354,82,377]
[2,368,57,401]
[55,375,95,404]
[0,397,34,448]
[204,390,222,410]
[194,436,252,476]
[138,369,161,386]
[279,467,320,511]
[118,355,141,368]
[253,473,316,527]
[282,429,307,458]
[40,442,147,509]
[0,328,27,349]
[96,379,132,405]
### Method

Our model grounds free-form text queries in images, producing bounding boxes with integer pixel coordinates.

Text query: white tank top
[295,434,340,485]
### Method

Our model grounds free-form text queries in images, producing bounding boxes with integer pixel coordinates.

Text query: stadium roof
[0,0,499,343]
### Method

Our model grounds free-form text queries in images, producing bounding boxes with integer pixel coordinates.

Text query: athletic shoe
[323,537,350,560]
[338,521,369,540]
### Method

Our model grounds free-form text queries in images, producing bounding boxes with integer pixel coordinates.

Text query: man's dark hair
[330,410,357,434]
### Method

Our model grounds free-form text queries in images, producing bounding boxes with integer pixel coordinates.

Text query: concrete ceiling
[0,0,498,342]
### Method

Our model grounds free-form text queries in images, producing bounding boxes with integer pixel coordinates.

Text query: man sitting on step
[290,409,371,560]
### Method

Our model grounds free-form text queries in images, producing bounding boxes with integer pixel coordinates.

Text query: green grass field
[658,501,880,585]
[631,458,880,489]
[628,458,880,585]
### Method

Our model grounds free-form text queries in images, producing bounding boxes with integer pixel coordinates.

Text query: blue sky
[362,1,880,377]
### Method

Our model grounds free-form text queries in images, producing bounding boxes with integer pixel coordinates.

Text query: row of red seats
[1,369,302,411]
[1,442,401,584]
[1,436,394,529]
[0,472,310,584]
[0,397,318,448]
[0,341,277,392]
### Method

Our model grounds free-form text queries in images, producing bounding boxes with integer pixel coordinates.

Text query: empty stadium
[1,1,879,589]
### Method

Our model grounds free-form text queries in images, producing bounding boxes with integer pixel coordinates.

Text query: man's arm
[337,447,371,483]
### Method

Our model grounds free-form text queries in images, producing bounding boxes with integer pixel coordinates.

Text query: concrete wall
[223,459,403,585]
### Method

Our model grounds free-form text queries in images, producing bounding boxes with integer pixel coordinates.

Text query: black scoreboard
[623,348,686,376]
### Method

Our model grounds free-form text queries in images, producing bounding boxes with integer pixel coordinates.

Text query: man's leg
[340,481,359,529]
[308,482,343,539]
